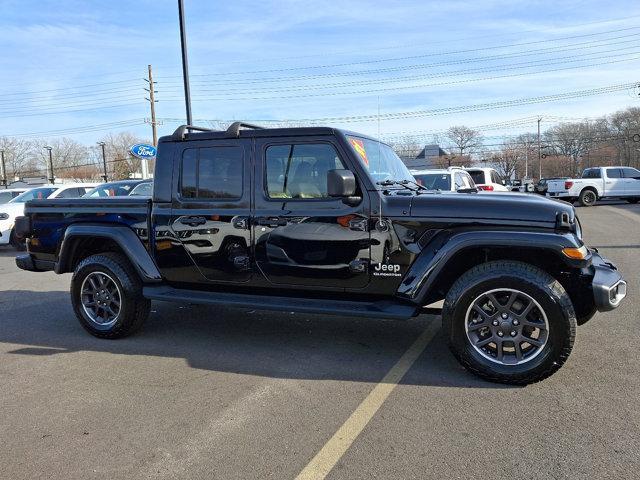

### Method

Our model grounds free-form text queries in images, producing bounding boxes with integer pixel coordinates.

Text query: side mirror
[502,180,507,185]
[327,169,357,197]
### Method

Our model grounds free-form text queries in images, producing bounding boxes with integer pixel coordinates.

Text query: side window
[454,172,464,189]
[606,168,622,179]
[57,188,80,198]
[180,146,243,199]
[265,143,345,199]
[464,172,475,187]
[622,167,640,178]
[583,168,601,179]
[491,170,502,184]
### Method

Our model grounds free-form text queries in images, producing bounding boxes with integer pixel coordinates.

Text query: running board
[143,286,418,320]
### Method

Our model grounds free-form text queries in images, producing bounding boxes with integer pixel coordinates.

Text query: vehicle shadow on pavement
[0,290,507,389]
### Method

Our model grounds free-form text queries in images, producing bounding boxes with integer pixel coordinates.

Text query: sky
[1,0,640,149]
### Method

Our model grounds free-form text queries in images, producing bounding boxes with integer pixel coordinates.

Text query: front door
[622,167,640,196]
[165,139,252,284]
[252,137,371,289]
[605,168,625,196]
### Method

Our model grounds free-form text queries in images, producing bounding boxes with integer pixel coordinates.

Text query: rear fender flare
[396,230,586,304]
[55,224,161,283]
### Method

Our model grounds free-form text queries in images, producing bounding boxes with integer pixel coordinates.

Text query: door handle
[179,216,207,226]
[256,217,287,228]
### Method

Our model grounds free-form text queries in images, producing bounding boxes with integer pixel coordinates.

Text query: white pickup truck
[546,166,640,206]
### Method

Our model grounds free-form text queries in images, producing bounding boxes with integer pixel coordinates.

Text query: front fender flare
[55,224,162,283]
[396,230,587,305]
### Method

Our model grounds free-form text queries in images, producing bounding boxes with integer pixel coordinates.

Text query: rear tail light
[478,185,494,191]
[564,181,574,189]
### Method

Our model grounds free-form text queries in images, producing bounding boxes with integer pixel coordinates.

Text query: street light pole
[44,146,54,184]
[0,150,6,188]
[97,141,108,182]
[178,0,193,125]
[537,118,542,180]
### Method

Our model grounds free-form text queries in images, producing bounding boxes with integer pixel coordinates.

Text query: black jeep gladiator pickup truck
[15,122,627,384]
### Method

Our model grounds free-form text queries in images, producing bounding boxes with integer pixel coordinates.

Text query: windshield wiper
[376,179,428,192]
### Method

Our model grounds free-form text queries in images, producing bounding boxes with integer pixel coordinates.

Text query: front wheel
[70,253,151,338]
[443,261,576,385]
[627,198,639,204]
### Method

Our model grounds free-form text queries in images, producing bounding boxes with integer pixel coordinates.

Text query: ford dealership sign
[130,144,157,159]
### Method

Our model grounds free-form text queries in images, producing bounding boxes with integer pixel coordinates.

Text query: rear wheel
[578,189,597,207]
[627,198,639,204]
[443,261,576,385]
[71,253,150,338]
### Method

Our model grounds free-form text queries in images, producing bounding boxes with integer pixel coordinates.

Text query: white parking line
[295,320,440,480]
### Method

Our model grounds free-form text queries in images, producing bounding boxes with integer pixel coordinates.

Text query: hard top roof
[160,122,383,144]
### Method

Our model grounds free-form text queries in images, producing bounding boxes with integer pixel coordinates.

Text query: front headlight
[0,213,9,220]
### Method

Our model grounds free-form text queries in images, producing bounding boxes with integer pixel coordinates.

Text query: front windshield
[10,187,57,203]
[129,182,152,196]
[346,136,414,186]
[412,173,451,191]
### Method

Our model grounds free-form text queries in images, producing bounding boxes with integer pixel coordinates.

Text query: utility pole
[44,146,54,184]
[144,64,159,146]
[97,141,108,182]
[537,118,542,180]
[0,150,6,188]
[178,0,193,125]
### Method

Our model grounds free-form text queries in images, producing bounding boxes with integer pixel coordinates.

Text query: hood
[407,192,574,227]
[0,201,26,218]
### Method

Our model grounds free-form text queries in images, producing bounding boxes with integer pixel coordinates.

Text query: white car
[0,188,29,204]
[464,167,510,192]
[0,183,97,248]
[411,167,477,192]
[546,166,640,207]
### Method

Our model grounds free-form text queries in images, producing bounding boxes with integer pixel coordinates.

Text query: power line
[160,33,640,87]
[156,25,640,78]
[155,55,640,102]
[174,48,640,96]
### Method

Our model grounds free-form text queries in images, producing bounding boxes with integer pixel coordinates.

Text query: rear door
[621,167,640,196]
[604,168,625,196]
[165,139,252,284]
[252,137,371,289]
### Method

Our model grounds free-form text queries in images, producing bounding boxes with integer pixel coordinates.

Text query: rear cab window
[181,146,243,199]
[467,170,485,185]
[582,168,601,179]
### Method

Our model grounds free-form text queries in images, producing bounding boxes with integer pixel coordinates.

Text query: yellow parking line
[295,320,440,480]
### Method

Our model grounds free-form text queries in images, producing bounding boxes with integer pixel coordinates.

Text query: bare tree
[385,135,423,159]
[545,122,592,176]
[445,126,483,156]
[0,137,37,179]
[607,107,640,167]
[96,132,150,180]
[32,137,90,180]
[490,140,523,179]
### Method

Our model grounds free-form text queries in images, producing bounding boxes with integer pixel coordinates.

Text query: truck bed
[24,197,151,258]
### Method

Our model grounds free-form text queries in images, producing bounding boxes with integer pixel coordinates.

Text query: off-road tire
[442,261,576,385]
[578,188,597,207]
[9,229,26,251]
[71,253,150,339]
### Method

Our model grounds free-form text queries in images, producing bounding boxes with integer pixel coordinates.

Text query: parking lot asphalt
[1,202,639,480]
